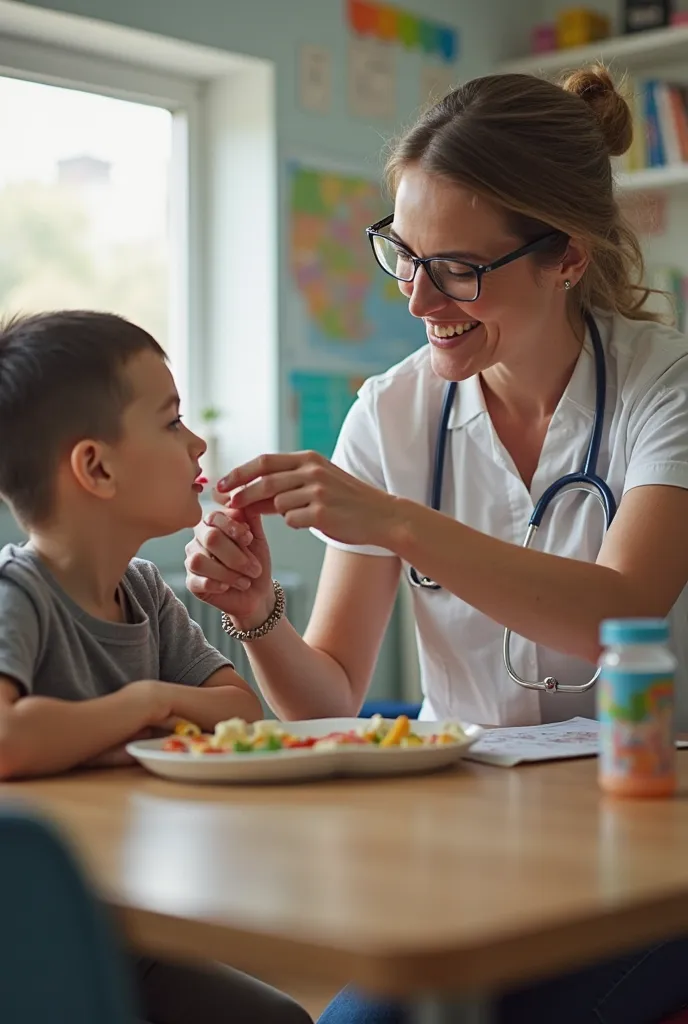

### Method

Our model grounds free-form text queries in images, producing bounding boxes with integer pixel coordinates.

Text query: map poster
[289,371,365,458]
[288,162,423,366]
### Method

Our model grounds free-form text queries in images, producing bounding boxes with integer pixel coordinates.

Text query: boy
[0,310,311,1024]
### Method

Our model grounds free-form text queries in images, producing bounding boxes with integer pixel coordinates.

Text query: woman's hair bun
[561,63,633,157]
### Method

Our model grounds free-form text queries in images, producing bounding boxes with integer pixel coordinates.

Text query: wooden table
[3,755,688,1023]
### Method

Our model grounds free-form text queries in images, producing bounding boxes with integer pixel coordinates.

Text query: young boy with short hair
[0,310,311,1024]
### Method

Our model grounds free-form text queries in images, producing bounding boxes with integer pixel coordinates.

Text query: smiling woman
[185,64,688,1022]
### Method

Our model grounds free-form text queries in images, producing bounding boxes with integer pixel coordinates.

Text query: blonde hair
[386,65,659,322]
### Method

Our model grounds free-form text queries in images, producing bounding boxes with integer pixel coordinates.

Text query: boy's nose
[190,430,207,459]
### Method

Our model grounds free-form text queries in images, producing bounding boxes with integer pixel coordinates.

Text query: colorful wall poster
[288,162,424,366]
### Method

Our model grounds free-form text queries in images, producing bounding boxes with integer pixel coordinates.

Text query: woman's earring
[564,279,572,290]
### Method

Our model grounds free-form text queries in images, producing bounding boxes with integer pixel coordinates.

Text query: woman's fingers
[186,571,228,599]
[194,518,262,577]
[217,451,321,494]
[272,484,320,516]
[184,547,254,592]
[203,506,253,547]
[229,470,307,510]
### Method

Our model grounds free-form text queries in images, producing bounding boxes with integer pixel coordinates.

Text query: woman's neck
[481,308,586,423]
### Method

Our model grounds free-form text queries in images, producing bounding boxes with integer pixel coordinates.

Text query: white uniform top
[318,312,688,728]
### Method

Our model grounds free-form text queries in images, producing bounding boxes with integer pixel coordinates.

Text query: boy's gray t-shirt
[0,544,232,699]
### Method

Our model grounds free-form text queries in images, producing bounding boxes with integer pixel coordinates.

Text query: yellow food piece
[400,735,423,748]
[379,715,410,748]
[174,720,201,737]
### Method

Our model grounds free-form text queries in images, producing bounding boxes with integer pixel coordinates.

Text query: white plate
[126,718,483,784]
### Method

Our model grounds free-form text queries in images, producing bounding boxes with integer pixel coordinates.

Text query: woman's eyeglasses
[366,214,563,302]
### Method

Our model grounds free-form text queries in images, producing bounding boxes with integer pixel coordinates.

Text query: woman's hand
[184,506,275,628]
[216,451,400,548]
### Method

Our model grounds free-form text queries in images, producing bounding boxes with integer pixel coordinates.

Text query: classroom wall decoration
[286,160,425,454]
[348,37,396,119]
[289,371,365,457]
[288,161,421,366]
[346,0,459,63]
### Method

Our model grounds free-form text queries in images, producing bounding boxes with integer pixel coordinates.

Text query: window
[0,19,277,462]
[0,77,172,342]
[0,42,199,411]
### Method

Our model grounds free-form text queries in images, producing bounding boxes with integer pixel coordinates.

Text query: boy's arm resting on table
[164,666,262,730]
[0,668,261,780]
[0,564,261,778]
[0,675,171,780]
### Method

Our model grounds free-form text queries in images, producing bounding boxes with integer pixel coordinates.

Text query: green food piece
[233,740,253,753]
[265,735,283,751]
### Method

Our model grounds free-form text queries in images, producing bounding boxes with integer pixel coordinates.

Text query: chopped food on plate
[161,714,467,756]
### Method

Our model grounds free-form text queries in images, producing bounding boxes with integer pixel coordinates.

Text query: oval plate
[126,718,483,784]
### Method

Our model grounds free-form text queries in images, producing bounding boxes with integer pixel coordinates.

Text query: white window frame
[0,34,204,419]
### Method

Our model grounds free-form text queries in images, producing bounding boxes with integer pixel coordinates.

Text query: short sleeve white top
[317,312,688,728]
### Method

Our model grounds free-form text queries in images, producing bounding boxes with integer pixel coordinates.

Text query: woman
[185,67,688,1022]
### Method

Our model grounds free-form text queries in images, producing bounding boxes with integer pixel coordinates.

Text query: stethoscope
[408,311,617,694]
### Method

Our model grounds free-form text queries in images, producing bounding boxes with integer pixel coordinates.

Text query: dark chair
[0,805,138,1024]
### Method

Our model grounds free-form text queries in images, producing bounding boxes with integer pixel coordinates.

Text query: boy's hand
[127,679,174,726]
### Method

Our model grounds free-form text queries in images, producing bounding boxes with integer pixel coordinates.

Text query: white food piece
[441,722,467,741]
[357,713,383,737]
[252,720,285,738]
[312,738,340,753]
[213,718,249,747]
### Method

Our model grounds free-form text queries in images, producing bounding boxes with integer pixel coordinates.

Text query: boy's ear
[69,440,117,499]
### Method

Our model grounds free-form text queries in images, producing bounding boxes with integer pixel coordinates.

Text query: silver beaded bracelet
[220,580,286,642]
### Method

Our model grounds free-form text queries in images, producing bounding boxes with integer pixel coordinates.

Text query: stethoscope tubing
[408,312,617,693]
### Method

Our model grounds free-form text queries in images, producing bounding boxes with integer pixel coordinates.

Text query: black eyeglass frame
[365,214,565,302]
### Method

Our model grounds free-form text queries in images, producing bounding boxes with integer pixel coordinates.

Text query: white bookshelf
[499,24,688,325]
[499,24,688,76]
[499,26,688,198]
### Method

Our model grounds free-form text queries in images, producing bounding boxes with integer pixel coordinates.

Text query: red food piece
[283,736,318,749]
[162,738,188,753]
[319,732,368,745]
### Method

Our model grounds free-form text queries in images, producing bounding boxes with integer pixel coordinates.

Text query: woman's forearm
[238,617,357,720]
[388,499,647,663]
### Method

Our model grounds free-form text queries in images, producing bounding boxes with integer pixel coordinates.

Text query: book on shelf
[616,78,688,174]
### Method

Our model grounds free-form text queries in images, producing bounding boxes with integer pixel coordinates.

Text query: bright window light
[0,76,181,386]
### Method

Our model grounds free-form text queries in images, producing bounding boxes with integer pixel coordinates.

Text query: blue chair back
[0,806,138,1024]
